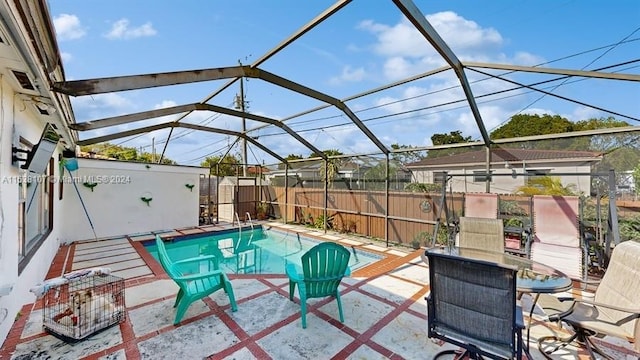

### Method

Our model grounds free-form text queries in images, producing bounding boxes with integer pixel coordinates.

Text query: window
[526,169,550,185]
[433,171,447,184]
[473,170,493,183]
[18,143,54,273]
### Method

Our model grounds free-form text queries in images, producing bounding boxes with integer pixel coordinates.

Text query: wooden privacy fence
[259,186,533,246]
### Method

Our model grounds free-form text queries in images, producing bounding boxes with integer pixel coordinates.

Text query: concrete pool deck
[1,221,638,359]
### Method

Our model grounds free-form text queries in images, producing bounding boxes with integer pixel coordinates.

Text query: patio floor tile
[370,311,453,358]
[11,324,123,359]
[136,315,239,359]
[388,263,430,284]
[359,275,425,304]
[256,316,354,359]
[319,291,395,334]
[125,279,177,308]
[128,298,210,337]
[228,292,299,336]
[111,266,152,279]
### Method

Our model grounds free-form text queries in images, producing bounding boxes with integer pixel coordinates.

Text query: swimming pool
[144,226,383,274]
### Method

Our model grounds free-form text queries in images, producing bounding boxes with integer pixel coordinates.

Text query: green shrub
[619,214,640,242]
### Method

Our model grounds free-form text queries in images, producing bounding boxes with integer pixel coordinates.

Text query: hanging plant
[83,182,98,192]
[185,184,195,191]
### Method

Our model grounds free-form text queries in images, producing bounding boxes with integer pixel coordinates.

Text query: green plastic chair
[286,242,351,329]
[155,235,238,325]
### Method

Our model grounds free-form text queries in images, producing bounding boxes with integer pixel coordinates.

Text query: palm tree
[315,149,343,188]
[515,176,577,196]
[320,158,343,188]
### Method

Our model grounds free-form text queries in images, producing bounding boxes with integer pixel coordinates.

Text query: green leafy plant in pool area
[313,214,334,230]
[412,231,432,249]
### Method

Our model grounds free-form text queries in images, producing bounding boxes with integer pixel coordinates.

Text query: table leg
[527,293,540,349]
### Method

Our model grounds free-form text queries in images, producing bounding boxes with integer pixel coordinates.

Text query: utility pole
[237,60,248,177]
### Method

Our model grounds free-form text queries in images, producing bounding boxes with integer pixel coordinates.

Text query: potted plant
[411,231,432,250]
[503,217,527,250]
[256,203,268,220]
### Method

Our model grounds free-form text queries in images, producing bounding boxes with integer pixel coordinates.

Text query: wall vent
[11,70,35,90]
[34,104,50,116]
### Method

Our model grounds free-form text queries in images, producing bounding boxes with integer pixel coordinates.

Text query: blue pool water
[144,226,382,274]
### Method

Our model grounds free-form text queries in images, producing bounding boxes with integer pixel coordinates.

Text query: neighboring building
[266,160,412,190]
[405,148,603,194]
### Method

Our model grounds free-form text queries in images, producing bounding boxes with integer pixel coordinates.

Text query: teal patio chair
[286,242,351,329]
[155,235,238,325]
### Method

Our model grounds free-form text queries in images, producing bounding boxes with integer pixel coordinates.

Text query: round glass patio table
[422,245,574,350]
[421,246,573,293]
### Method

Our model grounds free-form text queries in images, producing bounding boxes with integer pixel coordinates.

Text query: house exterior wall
[411,162,594,194]
[60,158,207,242]
[0,79,65,345]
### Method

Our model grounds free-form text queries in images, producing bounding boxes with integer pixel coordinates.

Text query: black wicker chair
[426,250,524,359]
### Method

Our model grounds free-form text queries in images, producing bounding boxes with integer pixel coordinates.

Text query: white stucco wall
[0,80,65,346]
[60,158,208,242]
[411,162,595,195]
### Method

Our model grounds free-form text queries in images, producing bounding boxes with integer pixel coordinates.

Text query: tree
[278,154,303,170]
[80,143,175,164]
[310,149,343,188]
[633,163,640,196]
[428,131,473,158]
[363,162,397,191]
[137,152,176,165]
[514,176,577,196]
[200,154,241,176]
[390,143,425,164]
[573,117,639,173]
[490,114,575,140]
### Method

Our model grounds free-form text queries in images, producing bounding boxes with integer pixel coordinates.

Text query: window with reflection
[18,144,54,273]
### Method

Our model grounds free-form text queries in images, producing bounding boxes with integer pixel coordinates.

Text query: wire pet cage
[41,272,125,341]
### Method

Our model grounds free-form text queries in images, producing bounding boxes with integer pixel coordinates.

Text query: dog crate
[42,272,125,341]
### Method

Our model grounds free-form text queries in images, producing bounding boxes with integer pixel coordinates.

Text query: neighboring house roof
[405,148,602,168]
[247,166,269,174]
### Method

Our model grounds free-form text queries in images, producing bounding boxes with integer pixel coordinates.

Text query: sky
[47,0,640,166]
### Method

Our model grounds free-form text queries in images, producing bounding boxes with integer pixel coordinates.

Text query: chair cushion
[530,242,583,280]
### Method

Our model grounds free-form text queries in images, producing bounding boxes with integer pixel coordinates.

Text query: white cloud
[359,11,530,81]
[512,51,545,66]
[565,106,604,122]
[60,52,72,63]
[329,66,366,85]
[53,14,86,41]
[104,19,157,40]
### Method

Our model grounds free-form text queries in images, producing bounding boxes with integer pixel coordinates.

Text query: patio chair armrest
[173,269,225,282]
[515,304,525,330]
[575,299,640,315]
[344,266,351,277]
[285,263,303,282]
[174,255,219,269]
